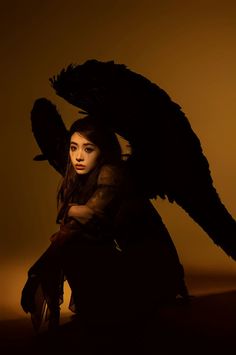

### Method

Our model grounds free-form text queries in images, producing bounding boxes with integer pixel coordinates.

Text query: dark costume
[21,162,188,330]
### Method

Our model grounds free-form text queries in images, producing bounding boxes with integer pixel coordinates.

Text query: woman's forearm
[67,204,94,224]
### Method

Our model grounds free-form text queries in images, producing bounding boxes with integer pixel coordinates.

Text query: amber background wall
[1,0,236,318]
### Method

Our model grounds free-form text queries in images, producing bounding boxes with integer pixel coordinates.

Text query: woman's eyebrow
[70,141,96,147]
[83,143,95,146]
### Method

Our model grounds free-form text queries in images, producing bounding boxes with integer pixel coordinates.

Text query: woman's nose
[76,150,84,161]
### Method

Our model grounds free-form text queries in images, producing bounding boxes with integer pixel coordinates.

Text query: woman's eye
[70,146,76,152]
[85,147,94,153]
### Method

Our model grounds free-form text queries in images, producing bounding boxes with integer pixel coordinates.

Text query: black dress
[21,163,188,329]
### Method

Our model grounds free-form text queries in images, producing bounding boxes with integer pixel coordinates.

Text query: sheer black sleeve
[68,164,124,239]
[85,164,123,218]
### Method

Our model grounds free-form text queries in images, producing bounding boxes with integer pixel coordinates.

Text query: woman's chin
[75,169,88,175]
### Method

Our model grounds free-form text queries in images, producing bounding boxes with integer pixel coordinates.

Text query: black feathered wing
[47,59,236,260]
[30,98,69,176]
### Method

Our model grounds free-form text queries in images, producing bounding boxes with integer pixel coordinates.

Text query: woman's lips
[75,164,85,169]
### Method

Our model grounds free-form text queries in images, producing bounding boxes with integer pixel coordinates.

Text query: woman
[21,115,188,331]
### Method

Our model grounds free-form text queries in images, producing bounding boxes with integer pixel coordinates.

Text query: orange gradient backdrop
[1,0,236,319]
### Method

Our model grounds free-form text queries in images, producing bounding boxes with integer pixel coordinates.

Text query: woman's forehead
[70,132,94,145]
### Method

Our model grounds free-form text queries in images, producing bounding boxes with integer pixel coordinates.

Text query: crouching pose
[21,114,188,331]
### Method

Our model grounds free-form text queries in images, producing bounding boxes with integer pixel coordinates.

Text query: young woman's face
[69,132,101,175]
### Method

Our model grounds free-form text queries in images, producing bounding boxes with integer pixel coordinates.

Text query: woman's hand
[50,229,73,246]
[50,219,81,246]
[49,205,95,246]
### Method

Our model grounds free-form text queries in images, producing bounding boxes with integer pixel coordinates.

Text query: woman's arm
[67,164,123,225]
[67,204,94,224]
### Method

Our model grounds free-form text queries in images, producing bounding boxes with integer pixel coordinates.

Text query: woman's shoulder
[97,163,125,186]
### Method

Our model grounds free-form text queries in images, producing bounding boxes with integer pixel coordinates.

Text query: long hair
[56,115,122,222]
